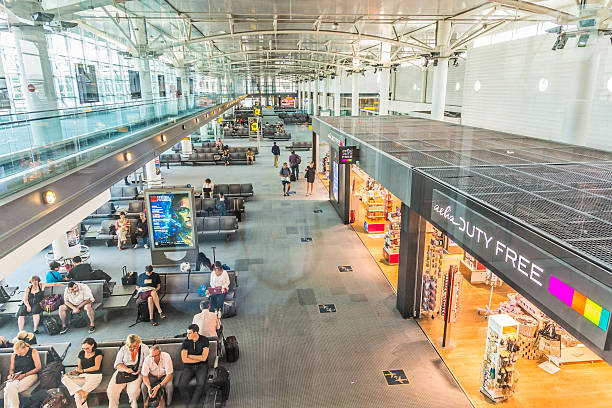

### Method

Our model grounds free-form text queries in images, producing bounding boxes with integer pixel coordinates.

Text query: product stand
[383,212,401,264]
[480,314,519,403]
[362,188,386,233]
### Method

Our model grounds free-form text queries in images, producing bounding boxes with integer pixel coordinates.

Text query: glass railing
[0,93,237,200]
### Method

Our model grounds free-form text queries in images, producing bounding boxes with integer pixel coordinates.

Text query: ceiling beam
[488,0,573,23]
[101,6,138,51]
[227,58,349,70]
[152,29,432,52]
[183,48,381,65]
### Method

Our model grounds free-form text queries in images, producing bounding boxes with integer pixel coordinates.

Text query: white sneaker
[133,244,138,249]
[216,310,222,319]
[144,244,149,249]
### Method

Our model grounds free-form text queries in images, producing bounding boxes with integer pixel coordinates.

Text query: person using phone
[62,338,103,408]
[4,340,41,408]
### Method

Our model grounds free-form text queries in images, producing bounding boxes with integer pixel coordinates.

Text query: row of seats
[171,142,217,152]
[109,186,140,201]
[194,146,259,154]
[196,216,239,240]
[161,152,254,166]
[195,197,245,217]
[263,132,291,141]
[149,270,238,304]
[286,141,313,150]
[203,183,253,198]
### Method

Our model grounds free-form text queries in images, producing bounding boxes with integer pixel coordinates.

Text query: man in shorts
[279,162,291,196]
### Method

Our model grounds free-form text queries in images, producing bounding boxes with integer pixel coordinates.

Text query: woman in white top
[202,178,214,199]
[106,334,150,408]
[209,261,230,315]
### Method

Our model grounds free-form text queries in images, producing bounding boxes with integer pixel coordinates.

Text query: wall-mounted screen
[146,191,195,250]
[332,161,338,202]
[128,70,141,99]
[339,146,357,164]
[158,75,166,97]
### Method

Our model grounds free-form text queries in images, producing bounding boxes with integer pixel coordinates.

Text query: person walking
[305,161,316,196]
[288,150,300,180]
[271,142,280,167]
[280,162,291,196]
[62,338,103,408]
[216,192,227,216]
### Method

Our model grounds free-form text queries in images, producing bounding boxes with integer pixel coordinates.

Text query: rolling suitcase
[224,335,239,362]
[201,387,223,408]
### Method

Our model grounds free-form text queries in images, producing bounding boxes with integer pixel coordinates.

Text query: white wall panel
[462,35,612,151]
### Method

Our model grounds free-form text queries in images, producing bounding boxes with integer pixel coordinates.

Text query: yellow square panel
[583,299,602,326]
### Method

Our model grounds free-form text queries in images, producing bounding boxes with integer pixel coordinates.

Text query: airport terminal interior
[0,1,611,407]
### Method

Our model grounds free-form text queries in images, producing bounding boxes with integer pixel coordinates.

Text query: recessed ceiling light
[160,134,167,142]
[42,190,57,204]
[607,77,612,93]
[538,78,549,92]
[474,81,481,92]
[455,82,461,91]
[124,152,132,161]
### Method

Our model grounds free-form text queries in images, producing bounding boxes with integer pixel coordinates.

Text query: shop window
[75,63,99,103]
[158,74,166,97]
[128,70,141,99]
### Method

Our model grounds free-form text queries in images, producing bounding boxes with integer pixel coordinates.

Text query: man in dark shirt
[131,212,149,249]
[136,265,165,325]
[178,324,209,408]
[271,142,280,167]
[67,256,92,281]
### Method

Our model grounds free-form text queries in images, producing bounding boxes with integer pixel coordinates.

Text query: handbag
[536,322,561,357]
[116,346,142,384]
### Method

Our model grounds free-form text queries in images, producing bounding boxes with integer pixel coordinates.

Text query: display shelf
[459,259,487,284]
[383,211,401,264]
[364,217,385,233]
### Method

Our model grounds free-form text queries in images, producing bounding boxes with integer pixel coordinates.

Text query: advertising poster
[148,192,194,249]
[154,157,161,175]
[281,97,295,108]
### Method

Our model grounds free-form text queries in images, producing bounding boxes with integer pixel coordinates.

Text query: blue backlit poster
[147,192,194,249]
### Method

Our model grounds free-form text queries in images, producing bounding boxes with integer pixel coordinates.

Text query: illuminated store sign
[431,190,611,349]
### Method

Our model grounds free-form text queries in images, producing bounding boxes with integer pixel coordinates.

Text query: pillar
[12,26,62,147]
[145,158,163,187]
[396,203,427,318]
[180,138,192,158]
[52,231,81,261]
[313,79,319,116]
[561,45,600,146]
[379,69,391,115]
[138,58,153,101]
[321,77,328,111]
[431,21,452,121]
[334,69,341,116]
[351,59,360,116]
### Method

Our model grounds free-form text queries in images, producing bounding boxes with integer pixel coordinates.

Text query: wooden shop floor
[418,274,612,408]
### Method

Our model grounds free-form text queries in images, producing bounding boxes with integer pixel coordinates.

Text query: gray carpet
[2,126,473,407]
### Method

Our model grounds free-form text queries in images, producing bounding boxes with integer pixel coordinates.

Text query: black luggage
[224,336,239,362]
[121,266,137,285]
[91,269,112,282]
[201,387,223,408]
[43,316,61,335]
[222,300,237,318]
[210,366,230,402]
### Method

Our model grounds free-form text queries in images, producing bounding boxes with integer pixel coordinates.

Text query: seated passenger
[223,150,231,166]
[141,344,174,406]
[0,335,13,348]
[131,212,149,249]
[13,331,37,346]
[246,148,255,165]
[209,261,230,317]
[67,256,93,281]
[3,340,41,408]
[192,300,221,338]
[62,337,103,408]
[136,265,166,326]
[17,275,53,333]
[46,261,67,283]
[215,138,223,150]
[59,281,96,334]
[178,324,209,408]
[202,178,214,199]
[107,334,149,408]
[116,212,130,250]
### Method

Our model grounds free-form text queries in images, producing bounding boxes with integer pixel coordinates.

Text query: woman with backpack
[16,275,61,334]
[62,337,103,408]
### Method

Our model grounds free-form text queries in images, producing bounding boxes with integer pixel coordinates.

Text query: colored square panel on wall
[599,308,610,331]
[548,275,574,306]
[571,291,587,315]
[583,299,603,327]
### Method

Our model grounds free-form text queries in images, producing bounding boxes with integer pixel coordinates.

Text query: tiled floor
[2,126,473,407]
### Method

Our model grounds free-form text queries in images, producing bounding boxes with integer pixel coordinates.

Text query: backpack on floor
[224,336,239,363]
[210,366,230,402]
[43,316,61,335]
[37,360,64,390]
[40,391,68,408]
[71,312,87,328]
[201,387,223,408]
[137,301,151,322]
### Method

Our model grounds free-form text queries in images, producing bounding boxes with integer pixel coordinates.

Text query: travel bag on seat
[224,336,239,362]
